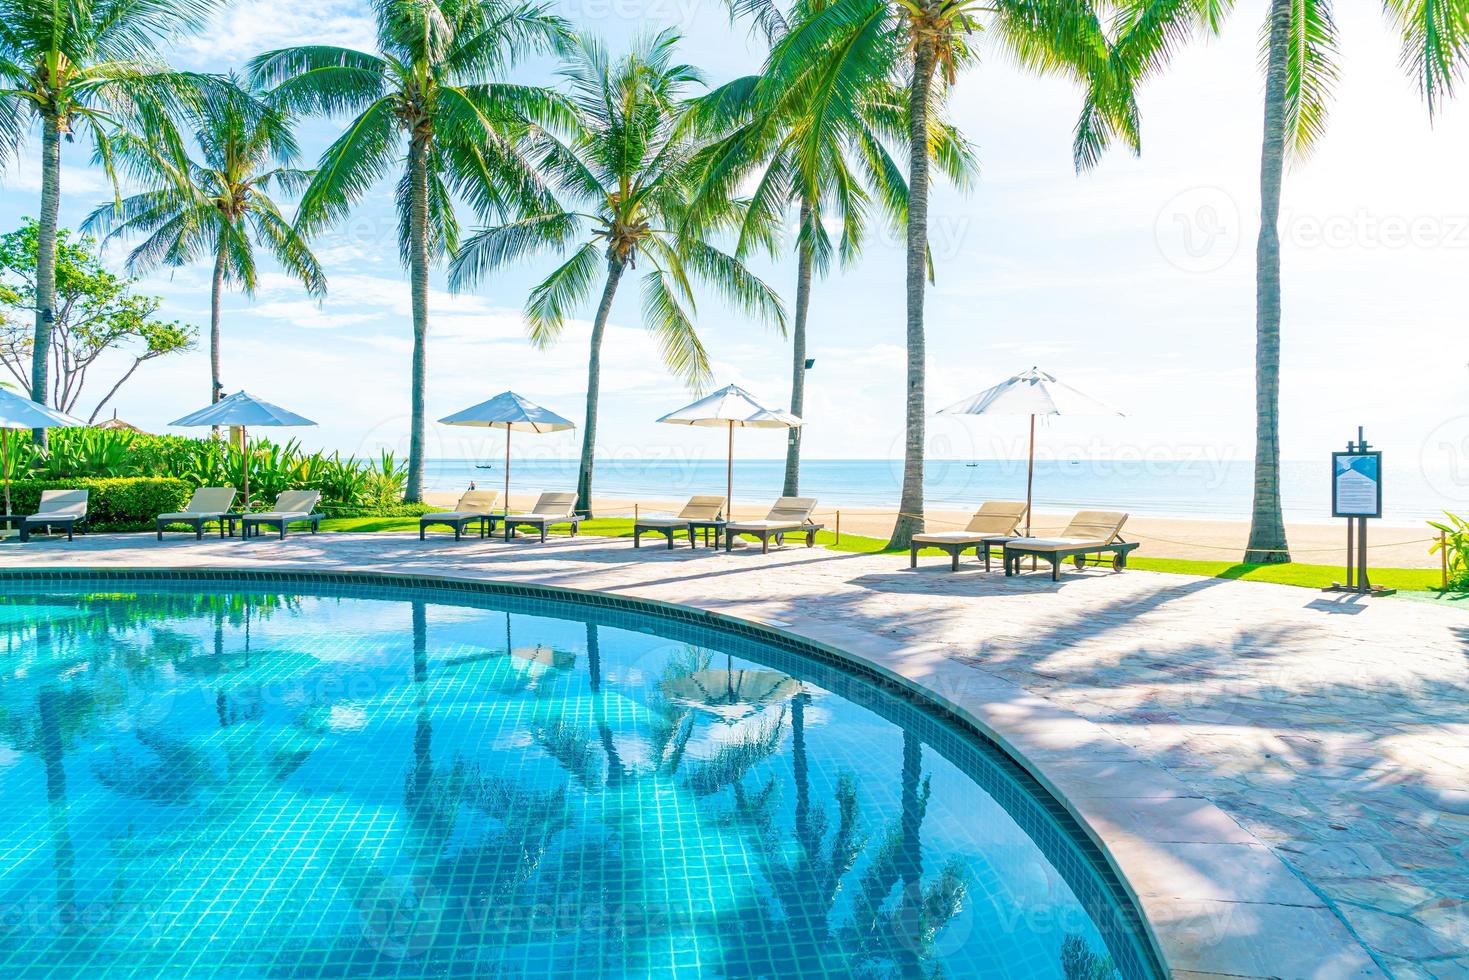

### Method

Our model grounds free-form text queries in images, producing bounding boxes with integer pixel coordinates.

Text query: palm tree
[450,30,786,517]
[1086,1,1469,564]
[759,1,1131,549]
[0,0,222,445]
[83,77,325,409]
[690,2,976,497]
[249,0,572,502]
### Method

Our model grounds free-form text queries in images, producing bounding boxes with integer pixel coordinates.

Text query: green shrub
[7,477,190,531]
[3,427,413,517]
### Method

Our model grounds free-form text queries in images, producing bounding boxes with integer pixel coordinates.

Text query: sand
[423,490,1443,569]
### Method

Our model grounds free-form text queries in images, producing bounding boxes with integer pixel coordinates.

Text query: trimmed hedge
[6,478,191,532]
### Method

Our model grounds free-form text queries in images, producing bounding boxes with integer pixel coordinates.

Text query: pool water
[0,580,1160,979]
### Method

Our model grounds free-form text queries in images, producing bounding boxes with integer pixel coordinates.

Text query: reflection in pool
[0,580,1161,979]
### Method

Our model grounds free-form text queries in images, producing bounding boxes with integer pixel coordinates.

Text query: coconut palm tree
[248,0,572,502]
[689,2,976,497]
[1080,1,1469,564]
[758,1,1132,549]
[449,30,786,517]
[83,77,325,409]
[0,0,222,444]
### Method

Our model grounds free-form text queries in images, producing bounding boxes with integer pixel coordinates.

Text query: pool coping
[0,565,1382,979]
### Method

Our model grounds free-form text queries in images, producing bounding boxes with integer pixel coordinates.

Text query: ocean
[424,457,1460,525]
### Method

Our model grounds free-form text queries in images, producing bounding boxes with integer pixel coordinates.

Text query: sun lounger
[910,500,1028,571]
[240,490,323,540]
[724,497,823,554]
[19,489,89,542]
[156,487,239,540]
[503,491,581,543]
[420,489,501,540]
[1002,511,1139,581]
[633,495,726,549]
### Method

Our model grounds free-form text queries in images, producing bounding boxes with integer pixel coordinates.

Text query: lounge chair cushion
[674,495,726,521]
[426,511,495,522]
[250,510,316,520]
[28,488,89,519]
[635,516,697,528]
[176,487,237,516]
[911,530,1002,545]
[157,511,231,521]
[509,491,577,519]
[267,490,322,515]
[1003,536,1113,552]
[728,497,817,530]
[452,489,500,514]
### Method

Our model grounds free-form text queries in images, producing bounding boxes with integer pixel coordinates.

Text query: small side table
[684,519,726,549]
[1,513,28,542]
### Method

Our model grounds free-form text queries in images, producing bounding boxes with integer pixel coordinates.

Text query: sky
[1,0,1466,494]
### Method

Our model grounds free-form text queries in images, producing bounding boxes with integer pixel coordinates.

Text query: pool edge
[0,565,1378,979]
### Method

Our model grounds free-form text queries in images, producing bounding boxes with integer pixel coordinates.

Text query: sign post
[1325,426,1393,596]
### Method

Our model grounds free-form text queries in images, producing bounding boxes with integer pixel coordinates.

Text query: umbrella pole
[505,425,512,515]
[1026,414,1036,570]
[1025,414,1035,537]
[726,420,734,519]
[242,425,251,513]
[2,427,10,519]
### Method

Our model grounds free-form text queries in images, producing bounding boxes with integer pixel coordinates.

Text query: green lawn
[324,514,1451,595]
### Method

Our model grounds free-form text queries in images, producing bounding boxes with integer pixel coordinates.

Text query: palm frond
[525,241,603,344]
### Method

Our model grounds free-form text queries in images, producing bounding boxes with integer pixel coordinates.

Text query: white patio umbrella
[938,367,1123,537]
[438,391,574,511]
[170,391,317,509]
[0,388,86,519]
[657,384,802,512]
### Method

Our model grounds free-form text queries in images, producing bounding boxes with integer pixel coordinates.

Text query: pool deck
[2,531,1466,979]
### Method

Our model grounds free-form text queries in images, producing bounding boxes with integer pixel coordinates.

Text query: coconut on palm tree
[689,1,975,497]
[0,0,222,443]
[1082,1,1469,563]
[450,30,786,517]
[759,0,1132,549]
[248,0,572,502]
[83,76,325,409]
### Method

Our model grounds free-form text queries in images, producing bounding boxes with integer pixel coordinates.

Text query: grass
[323,513,1450,595]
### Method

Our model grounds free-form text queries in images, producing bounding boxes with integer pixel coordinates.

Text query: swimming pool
[0,574,1162,979]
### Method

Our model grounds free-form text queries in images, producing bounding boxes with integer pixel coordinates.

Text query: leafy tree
[757,0,1133,548]
[0,0,222,444]
[84,75,325,409]
[1083,1,1469,563]
[450,30,786,516]
[0,220,196,421]
[249,0,573,502]
[690,0,976,496]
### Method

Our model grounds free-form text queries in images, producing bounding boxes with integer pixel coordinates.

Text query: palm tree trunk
[1246,0,1292,564]
[211,241,226,405]
[887,34,938,550]
[575,258,625,517]
[405,138,431,504]
[782,197,816,497]
[30,114,62,447]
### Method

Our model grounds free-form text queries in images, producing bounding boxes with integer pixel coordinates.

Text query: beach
[423,490,1442,568]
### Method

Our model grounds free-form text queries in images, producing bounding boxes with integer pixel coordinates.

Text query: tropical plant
[690,3,976,496]
[451,30,786,516]
[0,220,197,419]
[1429,512,1469,591]
[754,0,1136,549]
[0,0,222,445]
[1081,1,1469,563]
[248,0,573,503]
[83,75,325,409]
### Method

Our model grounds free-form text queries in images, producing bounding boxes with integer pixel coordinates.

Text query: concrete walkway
[2,532,1465,978]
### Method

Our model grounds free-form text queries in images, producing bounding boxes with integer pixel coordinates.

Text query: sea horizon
[421,456,1460,524]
